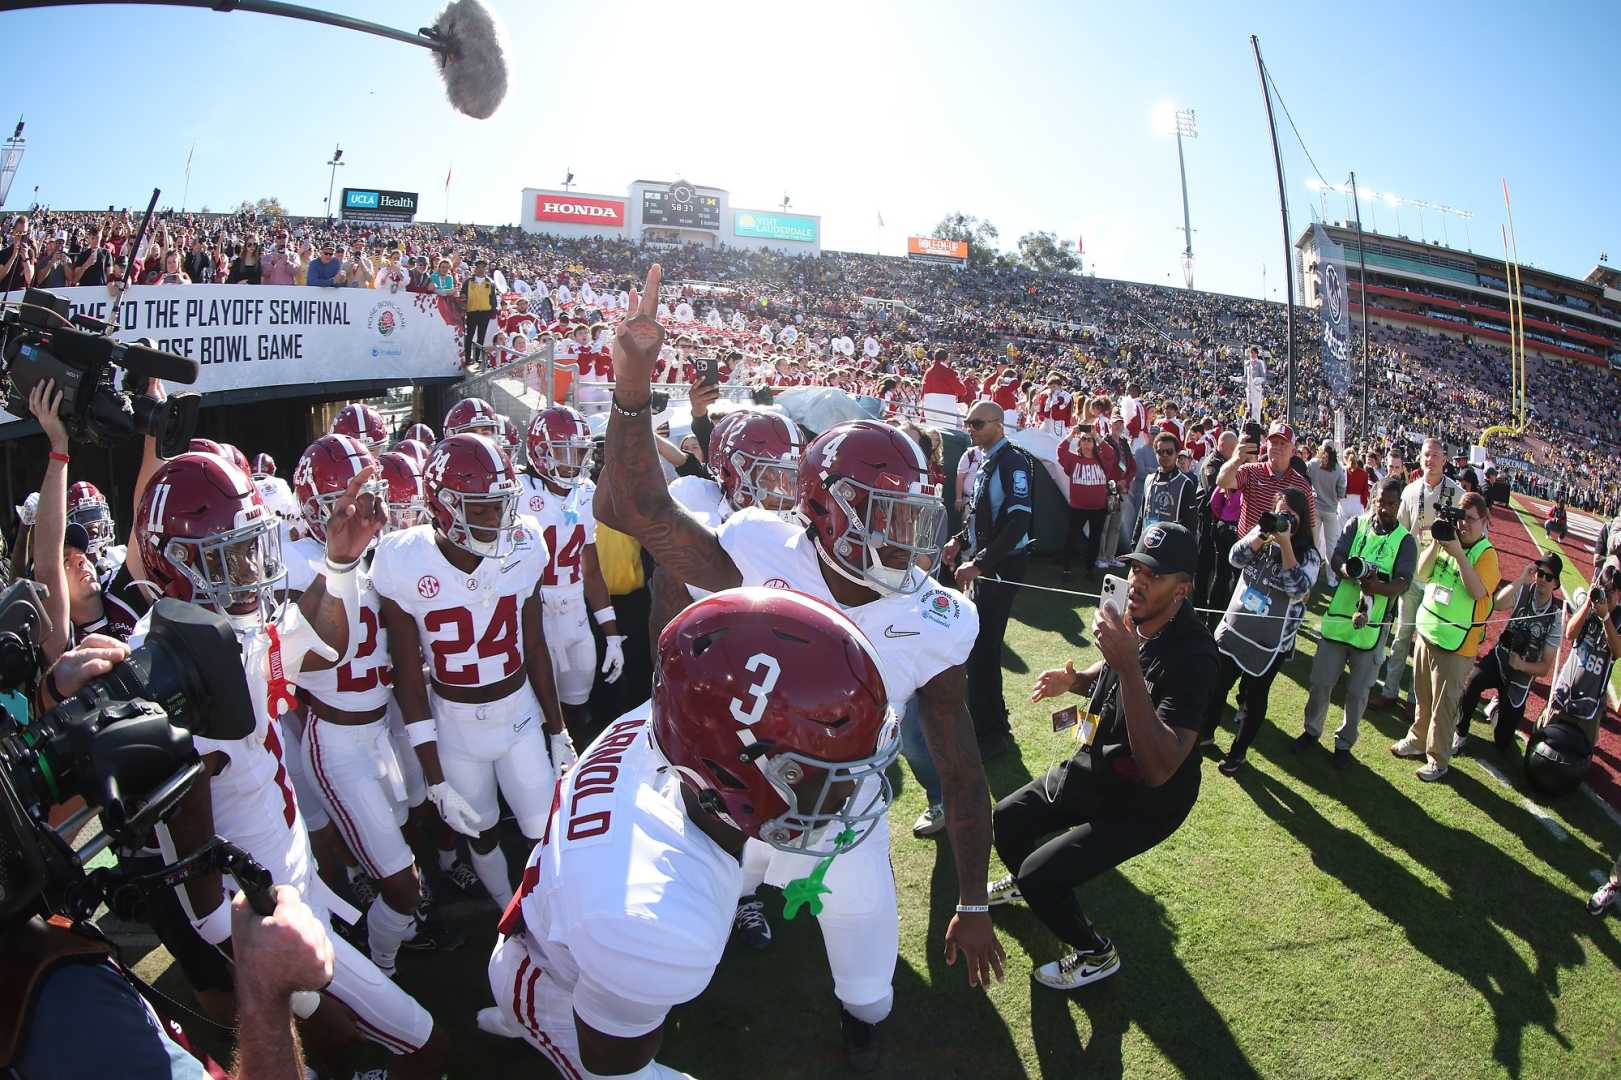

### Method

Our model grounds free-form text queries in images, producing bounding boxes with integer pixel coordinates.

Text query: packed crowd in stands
[3,203,1616,512]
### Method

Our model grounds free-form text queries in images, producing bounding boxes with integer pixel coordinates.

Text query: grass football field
[117,516,1621,1079]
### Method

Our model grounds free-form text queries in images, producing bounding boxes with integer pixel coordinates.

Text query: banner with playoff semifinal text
[1313,223,1352,396]
[0,284,465,424]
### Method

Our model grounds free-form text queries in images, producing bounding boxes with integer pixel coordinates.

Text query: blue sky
[3,0,1614,300]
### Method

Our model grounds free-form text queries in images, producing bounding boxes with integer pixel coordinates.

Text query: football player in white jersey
[133,451,444,1075]
[520,405,625,735]
[372,433,571,910]
[482,588,899,1080]
[598,267,1004,1070]
[659,406,802,627]
[288,434,430,978]
[251,452,300,522]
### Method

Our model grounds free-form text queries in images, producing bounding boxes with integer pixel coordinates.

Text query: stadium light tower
[0,118,24,209]
[1154,104,1199,288]
[324,145,344,222]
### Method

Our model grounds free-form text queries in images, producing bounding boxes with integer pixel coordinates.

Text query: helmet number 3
[729,652,782,727]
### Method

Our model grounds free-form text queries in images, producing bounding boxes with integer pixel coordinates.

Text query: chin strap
[781,828,856,920]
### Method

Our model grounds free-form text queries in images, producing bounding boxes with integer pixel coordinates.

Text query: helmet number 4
[729,652,781,727]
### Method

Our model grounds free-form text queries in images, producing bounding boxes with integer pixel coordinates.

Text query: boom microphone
[427,0,510,120]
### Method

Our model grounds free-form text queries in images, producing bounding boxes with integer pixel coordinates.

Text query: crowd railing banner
[0,283,465,425]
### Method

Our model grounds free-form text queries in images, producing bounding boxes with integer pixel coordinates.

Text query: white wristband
[322,558,361,609]
[191,899,233,946]
[405,717,438,747]
[593,607,617,627]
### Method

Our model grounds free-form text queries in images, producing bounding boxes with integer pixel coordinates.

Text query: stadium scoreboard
[642,183,721,230]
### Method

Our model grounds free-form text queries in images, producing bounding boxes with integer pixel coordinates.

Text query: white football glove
[600,635,626,684]
[550,730,578,774]
[16,492,39,527]
[428,781,482,838]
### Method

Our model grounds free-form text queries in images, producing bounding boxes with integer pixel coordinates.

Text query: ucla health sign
[341,187,419,223]
[733,210,818,244]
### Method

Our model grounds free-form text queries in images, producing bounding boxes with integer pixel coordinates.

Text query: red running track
[1486,497,1621,812]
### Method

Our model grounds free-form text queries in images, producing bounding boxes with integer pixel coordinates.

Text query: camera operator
[25,377,168,652]
[1373,438,1463,714]
[8,637,335,1080]
[994,523,1216,991]
[1202,488,1321,775]
[1390,491,1499,782]
[1294,476,1416,768]
[1544,564,1621,749]
[1454,553,1562,753]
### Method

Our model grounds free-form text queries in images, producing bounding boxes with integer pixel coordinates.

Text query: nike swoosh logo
[884,626,920,638]
[499,561,519,573]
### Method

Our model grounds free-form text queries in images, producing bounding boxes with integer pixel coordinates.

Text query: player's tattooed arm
[522,591,567,736]
[596,263,742,594]
[919,664,992,903]
[920,662,1007,988]
[647,563,693,639]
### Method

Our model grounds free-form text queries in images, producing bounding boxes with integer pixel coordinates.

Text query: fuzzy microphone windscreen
[432,0,509,119]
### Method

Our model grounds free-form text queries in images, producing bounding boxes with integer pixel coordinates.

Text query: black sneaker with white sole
[732,895,772,951]
[441,859,482,896]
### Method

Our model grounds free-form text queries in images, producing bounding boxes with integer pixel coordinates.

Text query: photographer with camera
[1294,476,1417,768]
[1452,552,1563,754]
[1202,487,1321,775]
[1390,491,1499,781]
[1544,564,1621,749]
[1373,438,1464,714]
[25,377,168,654]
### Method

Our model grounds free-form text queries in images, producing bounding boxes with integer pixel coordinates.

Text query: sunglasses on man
[965,418,998,430]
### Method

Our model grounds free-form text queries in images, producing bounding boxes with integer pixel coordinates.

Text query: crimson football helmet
[251,453,277,480]
[423,434,521,558]
[650,588,898,856]
[526,405,593,489]
[393,438,431,469]
[798,420,945,596]
[704,406,755,466]
[496,414,522,462]
[402,422,437,448]
[66,481,115,557]
[443,397,500,437]
[377,450,428,532]
[713,409,801,517]
[292,433,381,544]
[134,452,285,625]
[189,437,226,458]
[331,403,387,455]
[219,443,253,479]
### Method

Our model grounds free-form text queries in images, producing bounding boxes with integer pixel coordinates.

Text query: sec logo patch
[762,577,791,589]
[530,495,544,511]
[466,577,479,591]
[417,575,440,599]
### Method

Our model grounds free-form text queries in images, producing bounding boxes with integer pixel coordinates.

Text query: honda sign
[534,194,626,227]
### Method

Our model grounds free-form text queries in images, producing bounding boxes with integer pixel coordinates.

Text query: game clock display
[642,184,720,229]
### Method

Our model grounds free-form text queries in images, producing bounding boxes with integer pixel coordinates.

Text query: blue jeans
[900,695,943,805]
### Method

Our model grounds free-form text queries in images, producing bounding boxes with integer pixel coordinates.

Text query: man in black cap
[987,522,1217,991]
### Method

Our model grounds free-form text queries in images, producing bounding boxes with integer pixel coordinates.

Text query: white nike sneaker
[1034,938,1121,990]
